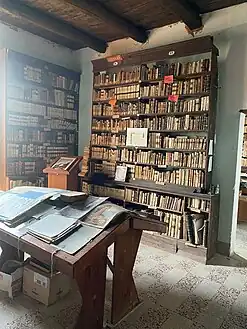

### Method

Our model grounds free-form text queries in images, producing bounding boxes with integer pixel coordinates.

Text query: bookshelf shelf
[92,110,209,120]
[0,49,80,190]
[81,37,219,262]
[91,144,206,153]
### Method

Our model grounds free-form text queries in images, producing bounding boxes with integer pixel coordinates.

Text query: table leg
[0,241,24,268]
[74,248,107,329]
[111,228,142,325]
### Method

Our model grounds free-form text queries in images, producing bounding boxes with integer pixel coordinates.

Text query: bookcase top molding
[92,36,219,72]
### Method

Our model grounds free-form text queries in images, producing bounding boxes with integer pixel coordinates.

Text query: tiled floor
[235,221,247,259]
[2,240,247,329]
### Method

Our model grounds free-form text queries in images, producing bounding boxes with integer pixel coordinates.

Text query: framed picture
[51,157,77,171]
[126,128,148,147]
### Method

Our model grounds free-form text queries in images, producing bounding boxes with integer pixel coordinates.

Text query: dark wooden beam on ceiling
[68,0,149,43]
[0,0,108,52]
[163,0,202,31]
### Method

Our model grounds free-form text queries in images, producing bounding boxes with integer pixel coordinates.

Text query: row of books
[7,128,76,145]
[133,166,204,188]
[92,97,209,117]
[139,97,209,114]
[154,211,183,239]
[153,135,207,150]
[141,59,211,80]
[94,66,140,86]
[93,59,211,86]
[49,72,80,93]
[7,144,69,159]
[90,161,116,179]
[92,115,208,132]
[119,149,206,168]
[8,99,46,116]
[125,188,184,212]
[91,133,126,147]
[8,85,76,109]
[47,107,77,120]
[9,178,45,189]
[93,185,125,200]
[91,133,207,151]
[23,64,80,93]
[187,198,210,213]
[140,77,210,97]
[8,114,77,131]
[7,159,45,176]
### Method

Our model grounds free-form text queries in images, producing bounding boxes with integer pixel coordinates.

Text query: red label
[164,75,174,84]
[168,95,179,102]
[107,55,123,63]
[109,98,117,106]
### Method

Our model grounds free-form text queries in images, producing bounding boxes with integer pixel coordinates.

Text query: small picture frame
[51,157,77,171]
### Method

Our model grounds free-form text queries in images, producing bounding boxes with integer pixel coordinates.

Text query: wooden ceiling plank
[0,0,108,52]
[67,0,149,43]
[162,0,202,30]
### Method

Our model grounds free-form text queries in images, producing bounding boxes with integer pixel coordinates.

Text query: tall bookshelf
[80,37,219,262]
[0,50,80,190]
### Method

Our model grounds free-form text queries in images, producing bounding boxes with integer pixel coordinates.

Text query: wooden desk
[0,214,143,329]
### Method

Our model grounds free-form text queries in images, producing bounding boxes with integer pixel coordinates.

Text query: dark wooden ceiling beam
[68,0,149,43]
[0,0,108,52]
[162,0,202,31]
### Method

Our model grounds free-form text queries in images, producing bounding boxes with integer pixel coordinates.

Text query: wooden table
[0,214,151,329]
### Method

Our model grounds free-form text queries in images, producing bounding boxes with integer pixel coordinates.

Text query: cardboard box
[0,264,23,298]
[238,195,247,222]
[23,264,71,306]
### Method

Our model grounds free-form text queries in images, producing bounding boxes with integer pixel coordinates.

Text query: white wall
[75,3,247,253]
[0,22,78,71]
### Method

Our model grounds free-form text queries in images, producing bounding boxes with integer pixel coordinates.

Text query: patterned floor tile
[174,273,203,293]
[206,267,231,285]
[219,311,247,329]
[194,302,228,329]
[0,297,30,328]
[177,294,208,320]
[231,292,247,314]
[135,304,171,329]
[5,311,44,329]
[161,313,193,329]
[213,286,241,309]
[157,287,190,311]
[51,302,81,329]
[224,272,247,290]
[192,279,221,300]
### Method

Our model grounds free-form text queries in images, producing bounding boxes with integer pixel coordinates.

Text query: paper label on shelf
[109,98,117,106]
[164,75,174,84]
[168,95,179,102]
[208,139,214,156]
[34,272,48,289]
[208,156,213,172]
[112,114,119,119]
[107,55,123,63]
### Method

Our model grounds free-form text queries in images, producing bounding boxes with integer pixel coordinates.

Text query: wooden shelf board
[92,111,209,120]
[8,96,77,112]
[91,144,206,153]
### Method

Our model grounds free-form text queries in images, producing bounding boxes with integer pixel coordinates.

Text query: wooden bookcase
[80,36,219,262]
[0,49,80,190]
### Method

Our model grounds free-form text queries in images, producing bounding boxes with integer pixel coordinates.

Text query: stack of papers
[28,214,80,243]
[0,187,59,227]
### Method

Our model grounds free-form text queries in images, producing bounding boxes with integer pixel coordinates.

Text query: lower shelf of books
[80,178,218,263]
